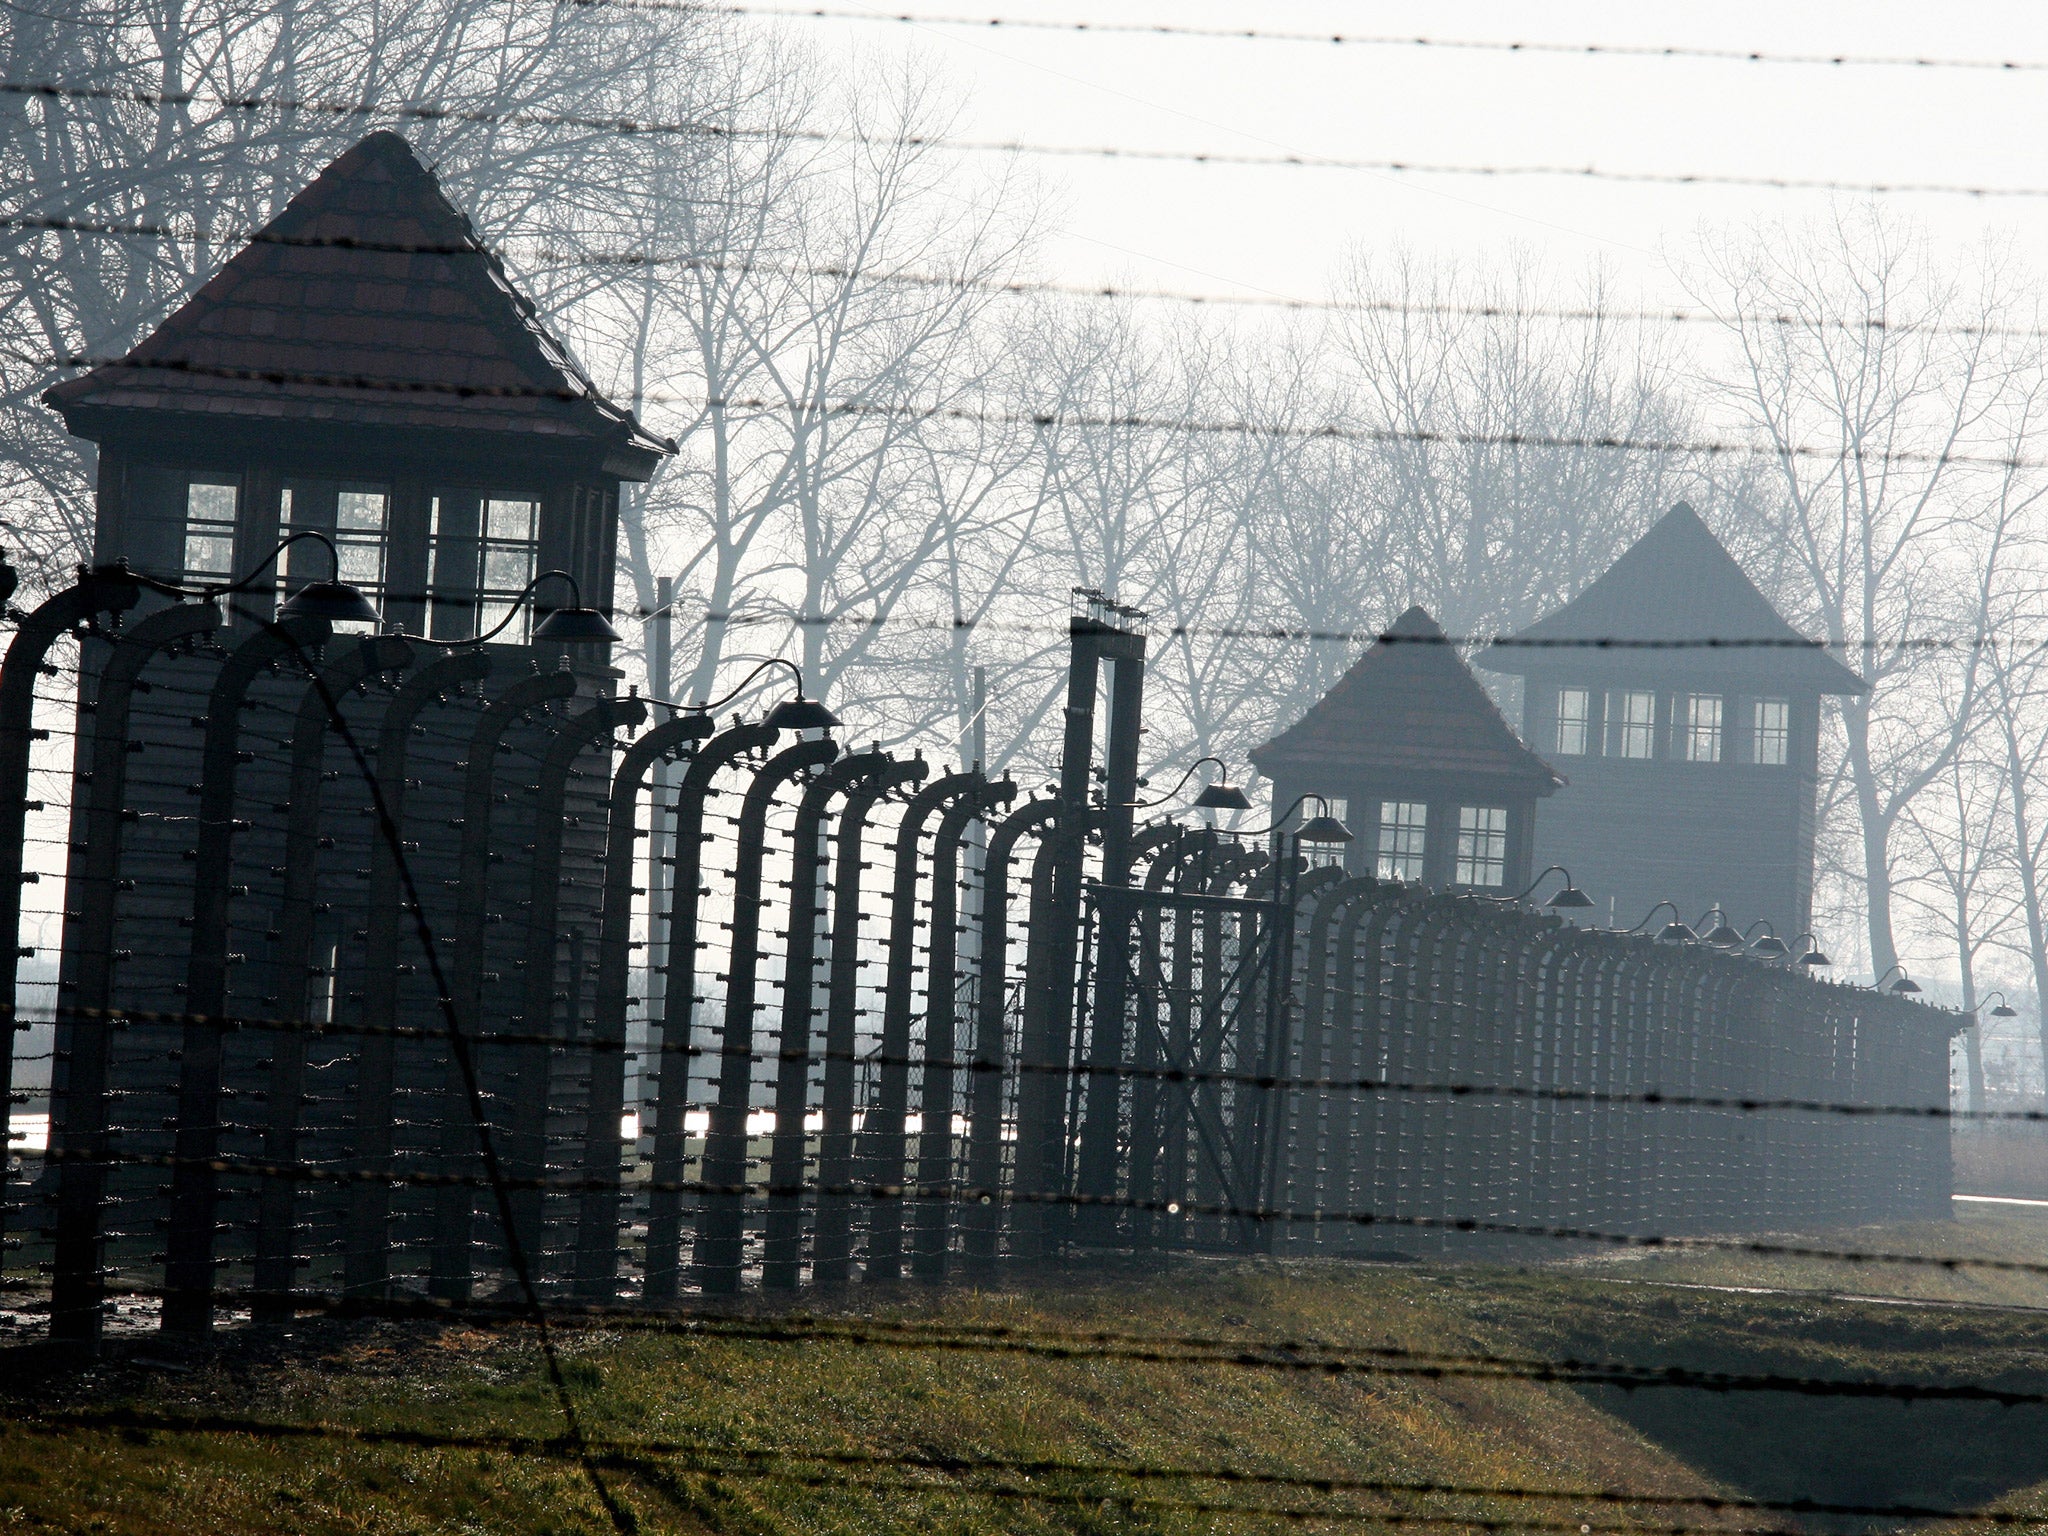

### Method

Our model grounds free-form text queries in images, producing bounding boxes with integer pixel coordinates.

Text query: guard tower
[45,129,670,635]
[38,133,673,1314]
[1478,503,1866,938]
[1253,606,1562,893]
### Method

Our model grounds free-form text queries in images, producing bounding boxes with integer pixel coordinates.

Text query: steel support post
[573,712,713,1299]
[49,595,215,1341]
[911,775,1012,1282]
[427,669,579,1301]
[641,720,775,1300]
[694,736,838,1293]
[1071,644,1146,1242]
[171,632,410,1328]
[959,799,1056,1277]
[859,771,979,1284]
[503,694,646,1285]
[762,751,889,1290]
[334,649,483,1300]
[810,756,924,1291]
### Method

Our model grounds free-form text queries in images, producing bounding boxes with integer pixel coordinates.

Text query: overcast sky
[762,1,2048,315]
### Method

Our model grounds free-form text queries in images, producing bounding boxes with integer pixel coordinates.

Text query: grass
[5,1208,2048,1534]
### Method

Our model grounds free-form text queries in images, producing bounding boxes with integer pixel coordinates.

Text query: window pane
[188,482,237,525]
[1754,698,1790,766]
[1606,689,1657,759]
[1556,687,1591,756]
[336,488,388,532]
[486,497,538,540]
[483,548,532,588]
[1455,805,1507,887]
[1683,694,1722,763]
[1377,800,1427,883]
[183,480,238,582]
[182,528,235,576]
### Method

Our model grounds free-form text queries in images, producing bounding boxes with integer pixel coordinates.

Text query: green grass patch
[6,1209,2048,1534]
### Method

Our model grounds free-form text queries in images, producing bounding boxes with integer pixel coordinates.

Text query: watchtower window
[181,479,239,584]
[1754,698,1790,766]
[428,493,540,642]
[1682,694,1722,763]
[1555,687,1592,756]
[1606,689,1657,759]
[279,480,387,632]
[1455,806,1508,888]
[1377,800,1427,882]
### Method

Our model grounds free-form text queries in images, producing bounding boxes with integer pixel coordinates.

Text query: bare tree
[1334,251,1698,647]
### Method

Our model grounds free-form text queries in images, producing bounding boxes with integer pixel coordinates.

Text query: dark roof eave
[1250,743,1564,797]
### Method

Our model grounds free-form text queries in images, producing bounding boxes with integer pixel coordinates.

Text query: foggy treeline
[8,0,2048,1099]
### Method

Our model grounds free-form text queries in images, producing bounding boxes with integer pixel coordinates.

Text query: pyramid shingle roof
[1478,503,1865,694]
[45,132,672,475]
[1253,606,1561,791]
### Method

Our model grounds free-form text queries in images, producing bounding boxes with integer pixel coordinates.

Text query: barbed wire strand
[20,351,2048,479]
[26,1144,2032,1280]
[14,213,2048,345]
[20,1002,1983,1124]
[635,5,2048,77]
[10,79,2048,200]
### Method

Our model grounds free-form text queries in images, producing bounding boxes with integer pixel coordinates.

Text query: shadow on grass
[1579,1388,2048,1531]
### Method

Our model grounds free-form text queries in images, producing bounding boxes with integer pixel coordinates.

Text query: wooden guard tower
[44,130,670,638]
[1478,503,1866,941]
[36,134,672,1312]
[1252,606,1562,893]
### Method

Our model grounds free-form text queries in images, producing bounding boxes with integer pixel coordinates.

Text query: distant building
[1252,606,1562,893]
[1477,502,1866,939]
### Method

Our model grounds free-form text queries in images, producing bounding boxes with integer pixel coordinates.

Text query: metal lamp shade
[531,605,621,643]
[1991,1003,2019,1018]
[1702,920,1744,948]
[1889,975,1922,994]
[1749,935,1791,958]
[1656,921,1698,945]
[278,579,380,627]
[1547,884,1595,910]
[1194,781,1252,812]
[1799,945,1831,966]
[1296,813,1354,844]
[765,695,841,732]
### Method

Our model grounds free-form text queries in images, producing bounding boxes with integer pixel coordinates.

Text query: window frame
[1555,686,1592,756]
[1605,688,1658,759]
[180,477,240,586]
[1454,805,1509,888]
[1753,697,1791,767]
[1681,693,1723,763]
[1376,799,1428,883]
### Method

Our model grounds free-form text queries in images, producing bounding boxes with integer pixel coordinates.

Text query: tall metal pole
[333,646,477,1303]
[762,751,889,1290]
[645,578,675,1124]
[426,669,579,1301]
[179,633,410,1326]
[574,711,712,1299]
[49,595,216,1342]
[641,720,777,1301]
[694,735,838,1293]
[1072,637,1146,1242]
[810,756,925,1289]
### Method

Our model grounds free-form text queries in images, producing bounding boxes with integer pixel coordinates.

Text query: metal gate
[1075,877,1285,1252]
